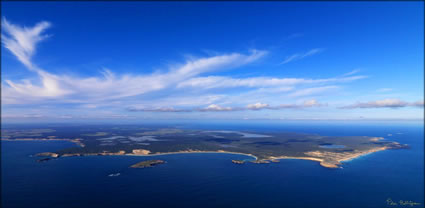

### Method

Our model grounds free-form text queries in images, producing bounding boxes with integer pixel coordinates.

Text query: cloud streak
[177,75,366,89]
[1,18,51,69]
[288,86,339,97]
[280,48,324,65]
[1,19,267,104]
[6,18,412,121]
[3,50,266,104]
[127,99,326,112]
[341,99,424,109]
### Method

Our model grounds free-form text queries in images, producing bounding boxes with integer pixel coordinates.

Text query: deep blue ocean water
[2,122,424,208]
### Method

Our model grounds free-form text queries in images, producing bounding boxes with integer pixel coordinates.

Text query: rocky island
[130,160,166,168]
[232,160,245,164]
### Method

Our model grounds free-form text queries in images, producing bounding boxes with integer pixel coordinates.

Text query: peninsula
[1,126,408,169]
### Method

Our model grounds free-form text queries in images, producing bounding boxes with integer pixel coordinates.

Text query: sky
[1,1,424,123]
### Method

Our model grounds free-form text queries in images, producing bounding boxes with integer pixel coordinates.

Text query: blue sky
[1,1,424,122]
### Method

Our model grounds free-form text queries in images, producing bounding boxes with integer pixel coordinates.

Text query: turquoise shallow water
[1,122,424,208]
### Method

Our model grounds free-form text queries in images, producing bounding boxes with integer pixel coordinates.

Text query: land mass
[130,160,166,168]
[1,126,408,168]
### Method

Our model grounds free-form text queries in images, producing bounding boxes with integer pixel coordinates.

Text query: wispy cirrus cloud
[341,99,424,109]
[1,19,268,105]
[127,99,326,112]
[1,18,51,69]
[177,75,366,89]
[246,99,325,110]
[127,107,192,113]
[5,18,402,121]
[288,86,339,97]
[3,50,266,104]
[280,48,324,65]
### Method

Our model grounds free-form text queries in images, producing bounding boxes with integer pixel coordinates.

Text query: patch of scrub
[204,130,272,138]
[319,144,346,149]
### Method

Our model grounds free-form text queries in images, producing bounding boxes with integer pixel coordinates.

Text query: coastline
[1,138,85,147]
[38,147,391,169]
[125,150,259,161]
[267,146,390,168]
[7,139,396,169]
[338,147,388,163]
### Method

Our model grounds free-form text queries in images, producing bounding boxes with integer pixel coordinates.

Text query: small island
[232,160,245,164]
[251,160,271,164]
[130,160,166,168]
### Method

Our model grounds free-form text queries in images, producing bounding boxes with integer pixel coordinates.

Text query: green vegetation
[2,125,408,168]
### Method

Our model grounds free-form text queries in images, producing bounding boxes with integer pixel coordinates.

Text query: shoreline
[41,147,390,169]
[126,150,258,161]
[267,156,338,168]
[1,138,85,147]
[7,139,394,169]
[338,147,387,163]
[267,146,389,168]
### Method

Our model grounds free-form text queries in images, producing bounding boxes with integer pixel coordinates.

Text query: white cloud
[201,104,236,112]
[342,69,360,76]
[1,18,51,69]
[288,86,339,97]
[247,103,269,110]
[303,99,322,107]
[246,99,325,110]
[1,21,267,104]
[169,49,267,79]
[276,99,325,109]
[177,75,366,89]
[2,18,269,105]
[5,18,401,120]
[280,48,324,65]
[127,99,326,112]
[411,100,424,107]
[127,107,191,112]
[4,70,73,99]
[3,50,264,103]
[342,99,424,109]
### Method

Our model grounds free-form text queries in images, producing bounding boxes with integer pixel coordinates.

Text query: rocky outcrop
[36,152,59,158]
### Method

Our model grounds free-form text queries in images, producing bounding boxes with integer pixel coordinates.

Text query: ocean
[1,122,424,208]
